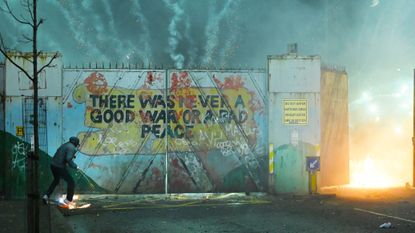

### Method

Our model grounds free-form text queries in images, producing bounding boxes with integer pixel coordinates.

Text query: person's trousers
[45,165,75,201]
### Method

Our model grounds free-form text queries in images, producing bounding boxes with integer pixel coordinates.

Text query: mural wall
[63,69,268,193]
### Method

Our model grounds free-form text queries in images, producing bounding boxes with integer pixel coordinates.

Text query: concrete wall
[5,52,62,97]
[268,54,320,93]
[268,54,321,194]
[4,53,63,154]
[1,54,67,198]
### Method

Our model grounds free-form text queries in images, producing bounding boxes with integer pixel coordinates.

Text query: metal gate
[62,69,268,194]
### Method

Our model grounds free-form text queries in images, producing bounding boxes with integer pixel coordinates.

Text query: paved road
[60,189,415,233]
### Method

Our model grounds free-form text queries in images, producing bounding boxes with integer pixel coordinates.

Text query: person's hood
[69,137,80,147]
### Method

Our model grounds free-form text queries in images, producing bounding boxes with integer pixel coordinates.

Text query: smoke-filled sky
[1,0,414,96]
[1,0,414,184]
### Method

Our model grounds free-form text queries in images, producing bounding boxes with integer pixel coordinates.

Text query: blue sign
[306,157,320,172]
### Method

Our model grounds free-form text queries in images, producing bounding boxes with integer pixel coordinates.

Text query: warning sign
[16,126,24,137]
[283,99,308,125]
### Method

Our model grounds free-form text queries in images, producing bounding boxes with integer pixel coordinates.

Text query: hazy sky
[1,0,414,120]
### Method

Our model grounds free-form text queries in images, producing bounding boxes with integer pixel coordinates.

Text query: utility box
[268,47,349,194]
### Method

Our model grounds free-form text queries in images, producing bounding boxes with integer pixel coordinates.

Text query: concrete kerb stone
[78,192,268,203]
[268,193,337,202]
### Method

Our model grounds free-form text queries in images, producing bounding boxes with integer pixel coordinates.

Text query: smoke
[101,0,129,60]
[370,0,380,7]
[163,0,185,69]
[183,12,197,67]
[45,0,109,62]
[0,0,244,68]
[129,0,153,65]
[202,0,239,67]
[0,1,35,50]
[218,2,241,68]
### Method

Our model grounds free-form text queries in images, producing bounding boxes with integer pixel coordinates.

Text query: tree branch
[17,38,33,45]
[23,0,34,22]
[0,34,33,81]
[17,33,33,45]
[37,52,59,75]
[20,52,34,64]
[3,0,34,27]
[0,52,33,82]
[22,33,33,42]
[36,18,44,27]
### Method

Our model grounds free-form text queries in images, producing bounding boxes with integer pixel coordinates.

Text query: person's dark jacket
[51,142,78,169]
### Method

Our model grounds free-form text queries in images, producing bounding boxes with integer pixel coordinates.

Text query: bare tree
[0,0,58,232]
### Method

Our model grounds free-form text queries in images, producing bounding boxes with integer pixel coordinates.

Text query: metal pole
[413,69,415,187]
[165,70,169,194]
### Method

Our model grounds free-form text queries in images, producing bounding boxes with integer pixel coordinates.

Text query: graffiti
[11,141,28,171]
[143,71,163,88]
[170,71,191,94]
[244,154,260,170]
[72,72,259,155]
[198,130,224,148]
[215,140,250,157]
[215,141,234,157]
[213,75,244,89]
[249,91,264,114]
[224,124,257,138]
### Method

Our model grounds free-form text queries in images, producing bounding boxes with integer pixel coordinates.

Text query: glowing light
[362,91,372,101]
[370,0,379,7]
[394,126,402,135]
[374,116,380,122]
[400,102,409,109]
[57,195,81,209]
[368,104,377,113]
[349,156,399,188]
[400,84,408,95]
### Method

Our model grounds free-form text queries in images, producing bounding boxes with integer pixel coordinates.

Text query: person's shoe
[59,199,75,209]
[42,195,48,205]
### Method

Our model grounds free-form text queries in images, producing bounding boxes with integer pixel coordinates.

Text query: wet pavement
[0,197,72,233]
[58,189,415,233]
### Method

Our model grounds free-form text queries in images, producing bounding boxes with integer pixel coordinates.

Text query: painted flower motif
[84,72,108,95]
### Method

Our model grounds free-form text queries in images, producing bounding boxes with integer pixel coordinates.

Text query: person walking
[42,136,80,208]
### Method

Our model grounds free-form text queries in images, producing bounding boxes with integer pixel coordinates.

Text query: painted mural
[63,69,268,193]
